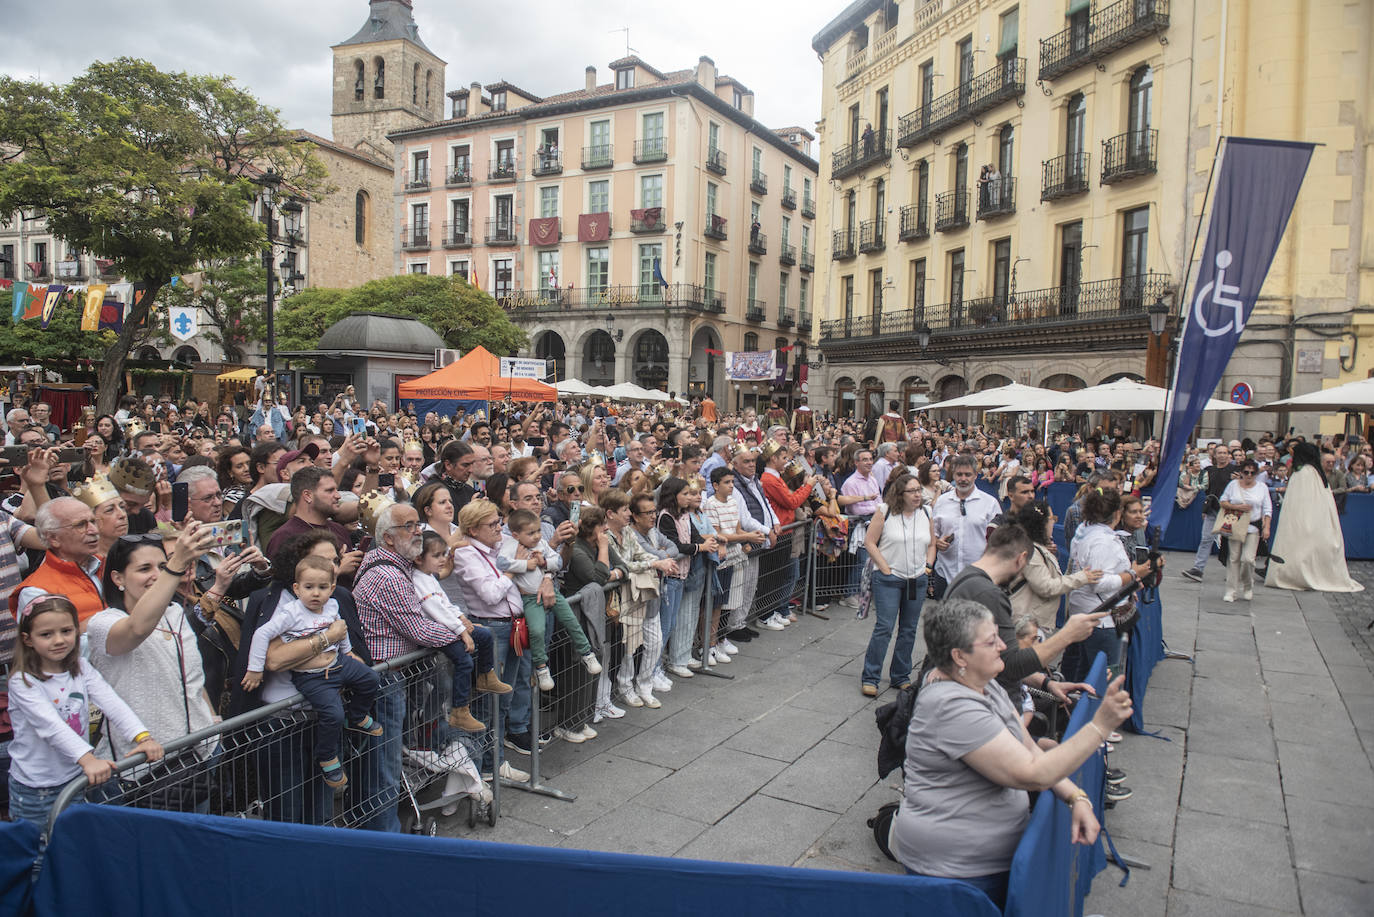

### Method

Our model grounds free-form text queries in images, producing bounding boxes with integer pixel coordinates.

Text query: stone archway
[630,328,670,392]
[582,330,616,387]
[534,330,567,383]
[689,325,722,399]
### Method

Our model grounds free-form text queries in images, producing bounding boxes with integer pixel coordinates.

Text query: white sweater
[247,596,348,673]
[410,570,467,636]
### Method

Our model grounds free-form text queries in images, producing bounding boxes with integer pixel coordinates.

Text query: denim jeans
[365,671,405,832]
[775,555,799,618]
[436,638,476,708]
[669,561,706,667]
[845,545,870,596]
[9,775,68,829]
[862,572,926,687]
[474,618,531,761]
[658,576,685,668]
[290,655,381,766]
[1062,626,1122,684]
[1193,514,1217,571]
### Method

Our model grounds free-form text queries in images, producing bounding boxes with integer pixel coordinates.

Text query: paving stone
[558,801,705,857]
[611,707,747,771]
[1263,669,1343,699]
[1295,869,1374,915]
[445,812,567,845]
[1287,795,1374,881]
[1268,699,1361,749]
[1185,712,1277,764]
[761,738,880,814]
[634,745,785,825]
[1330,663,1374,697]
[1171,809,1300,911]
[1100,728,1185,849]
[790,672,880,716]
[1179,752,1286,826]
[724,703,850,762]
[1081,837,1171,917]
[675,794,840,866]
[500,753,671,833]
[1136,686,1190,730]
[1277,739,1374,807]
[798,781,904,874]
[826,707,883,749]
[1193,626,1258,655]
[1192,649,1265,685]
[1164,888,1301,917]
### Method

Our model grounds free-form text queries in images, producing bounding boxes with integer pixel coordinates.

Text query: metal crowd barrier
[808,512,871,612]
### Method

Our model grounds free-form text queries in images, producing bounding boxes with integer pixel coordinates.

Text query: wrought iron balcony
[934,190,970,232]
[446,167,472,187]
[779,244,797,266]
[751,170,768,195]
[819,272,1171,343]
[531,151,563,176]
[1041,153,1090,201]
[581,145,614,170]
[488,160,518,182]
[832,129,892,181]
[634,137,667,164]
[897,59,1026,148]
[483,218,519,245]
[706,146,727,175]
[1039,0,1170,83]
[859,219,886,253]
[497,282,729,315]
[777,306,795,327]
[404,169,430,191]
[781,187,797,210]
[705,214,728,240]
[746,299,766,322]
[802,196,816,219]
[703,289,726,313]
[748,230,768,256]
[401,226,430,250]
[1101,130,1158,184]
[441,221,472,248]
[799,250,815,272]
[26,264,51,281]
[832,230,856,260]
[899,202,930,241]
[977,177,1016,220]
[798,311,813,332]
[630,208,666,233]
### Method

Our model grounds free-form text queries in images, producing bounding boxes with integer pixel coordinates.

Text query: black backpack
[866,802,900,862]
[873,656,935,780]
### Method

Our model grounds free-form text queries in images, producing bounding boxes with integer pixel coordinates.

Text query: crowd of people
[0,386,1362,905]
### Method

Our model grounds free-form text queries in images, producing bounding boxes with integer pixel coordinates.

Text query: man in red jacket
[759,441,820,626]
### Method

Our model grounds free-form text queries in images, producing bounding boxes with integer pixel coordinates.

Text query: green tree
[161,258,268,363]
[0,291,114,363]
[0,58,324,414]
[276,274,526,356]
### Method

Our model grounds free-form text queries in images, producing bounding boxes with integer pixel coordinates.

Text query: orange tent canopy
[397,346,556,402]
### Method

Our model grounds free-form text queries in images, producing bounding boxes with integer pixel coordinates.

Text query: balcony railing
[798,311,813,332]
[898,59,1026,148]
[1040,0,1170,82]
[832,129,892,181]
[832,230,856,260]
[581,145,614,170]
[934,190,970,232]
[488,160,517,182]
[799,250,815,272]
[634,138,667,164]
[441,221,472,248]
[777,306,795,327]
[820,272,1171,341]
[401,226,430,250]
[705,214,728,240]
[497,282,730,314]
[977,177,1016,219]
[899,202,930,241]
[405,169,430,191]
[446,167,472,187]
[781,187,797,210]
[751,170,768,195]
[1102,130,1158,184]
[483,218,519,245]
[748,230,768,256]
[629,209,666,233]
[531,152,562,176]
[802,196,816,219]
[706,147,727,175]
[746,299,766,322]
[859,219,886,253]
[779,244,797,266]
[1042,153,1091,201]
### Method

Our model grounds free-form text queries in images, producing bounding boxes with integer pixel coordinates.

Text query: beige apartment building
[387,56,820,406]
[811,0,1374,438]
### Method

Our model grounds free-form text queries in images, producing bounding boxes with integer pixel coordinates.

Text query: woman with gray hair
[889,598,1132,908]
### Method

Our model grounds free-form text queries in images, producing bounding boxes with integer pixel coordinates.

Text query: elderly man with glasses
[11,496,105,625]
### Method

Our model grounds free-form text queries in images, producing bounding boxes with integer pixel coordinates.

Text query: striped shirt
[354,546,456,662]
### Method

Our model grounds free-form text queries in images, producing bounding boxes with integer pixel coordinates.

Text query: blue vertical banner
[1150,138,1314,534]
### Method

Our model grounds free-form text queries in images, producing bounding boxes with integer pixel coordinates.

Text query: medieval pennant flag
[11,281,28,322]
[81,284,107,332]
[41,285,66,328]
[23,285,46,320]
[131,282,151,312]
[169,305,198,342]
[98,298,124,333]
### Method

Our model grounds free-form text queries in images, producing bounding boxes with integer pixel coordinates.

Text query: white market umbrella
[986,378,1246,414]
[603,382,659,402]
[629,384,670,402]
[556,378,596,396]
[921,382,1062,412]
[1256,377,1374,413]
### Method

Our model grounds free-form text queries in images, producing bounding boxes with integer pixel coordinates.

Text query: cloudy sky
[3,0,839,139]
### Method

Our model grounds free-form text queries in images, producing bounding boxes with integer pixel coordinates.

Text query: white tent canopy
[602,382,667,402]
[986,378,1246,414]
[1256,377,1374,413]
[555,378,597,396]
[921,383,1063,412]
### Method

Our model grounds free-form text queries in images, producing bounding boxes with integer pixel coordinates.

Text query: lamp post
[254,168,283,385]
[1145,293,1171,389]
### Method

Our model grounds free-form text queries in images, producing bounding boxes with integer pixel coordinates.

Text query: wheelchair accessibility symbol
[1193,250,1246,337]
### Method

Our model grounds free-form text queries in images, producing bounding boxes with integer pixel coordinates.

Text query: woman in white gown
[1267,443,1363,592]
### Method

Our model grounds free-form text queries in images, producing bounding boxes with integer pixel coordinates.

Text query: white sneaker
[666,664,694,679]
[602,702,626,718]
[638,690,662,709]
[579,724,598,740]
[720,638,739,655]
[687,657,703,671]
[535,665,555,692]
[761,615,785,631]
[653,673,673,692]
[1242,587,1253,601]
[581,653,603,675]
[838,595,860,608]
[1222,590,1235,603]
[553,725,586,744]
[711,646,732,664]
[620,691,644,708]
[497,760,529,782]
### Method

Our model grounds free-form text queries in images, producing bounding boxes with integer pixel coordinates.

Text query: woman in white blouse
[1219,459,1273,602]
[860,472,936,697]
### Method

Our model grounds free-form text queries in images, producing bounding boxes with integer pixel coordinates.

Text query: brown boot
[474,670,513,695]
[448,706,485,732]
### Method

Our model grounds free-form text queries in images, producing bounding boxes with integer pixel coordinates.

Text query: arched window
[425,70,433,108]
[412,63,420,104]
[1128,66,1153,136]
[354,60,365,101]
[355,190,369,247]
[373,57,385,99]
[743,332,759,351]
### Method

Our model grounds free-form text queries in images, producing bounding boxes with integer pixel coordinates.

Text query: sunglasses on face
[564,485,584,493]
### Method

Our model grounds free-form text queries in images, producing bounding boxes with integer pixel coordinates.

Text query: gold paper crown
[732,442,760,460]
[124,418,148,438]
[358,490,399,537]
[70,474,120,509]
[646,463,671,488]
[760,439,783,462]
[108,456,155,496]
[583,453,606,470]
[402,438,424,452]
[783,459,806,485]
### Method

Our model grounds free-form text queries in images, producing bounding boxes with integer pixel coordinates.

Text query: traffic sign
[1230,382,1253,405]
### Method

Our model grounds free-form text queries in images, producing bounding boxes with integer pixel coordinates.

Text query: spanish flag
[470,268,482,294]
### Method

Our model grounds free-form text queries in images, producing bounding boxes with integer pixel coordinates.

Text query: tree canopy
[161,258,268,364]
[0,58,324,413]
[276,274,527,357]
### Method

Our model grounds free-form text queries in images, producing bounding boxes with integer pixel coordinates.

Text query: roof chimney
[468,81,482,111]
[696,56,716,89]
[585,65,597,93]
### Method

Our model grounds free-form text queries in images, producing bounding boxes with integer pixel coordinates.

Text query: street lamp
[605,312,623,342]
[254,167,283,384]
[1147,294,1170,337]
[916,321,932,352]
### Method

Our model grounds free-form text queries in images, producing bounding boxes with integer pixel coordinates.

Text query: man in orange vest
[12,496,105,627]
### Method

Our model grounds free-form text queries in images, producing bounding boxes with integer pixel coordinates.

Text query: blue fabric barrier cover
[0,819,38,917]
[1005,653,1110,917]
[1160,496,1205,552]
[1124,590,1166,734]
[976,478,1000,500]
[1340,492,1374,560]
[36,805,1001,917]
[1045,481,1077,521]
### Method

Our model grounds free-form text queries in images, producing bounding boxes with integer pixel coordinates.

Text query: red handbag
[510,616,530,655]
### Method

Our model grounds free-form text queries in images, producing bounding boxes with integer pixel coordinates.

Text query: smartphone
[74,428,88,447]
[352,418,368,435]
[57,448,85,465]
[356,534,373,554]
[377,472,395,488]
[0,446,29,467]
[527,436,546,448]
[217,423,230,438]
[172,481,190,522]
[661,445,680,460]
[569,501,581,526]
[205,520,244,547]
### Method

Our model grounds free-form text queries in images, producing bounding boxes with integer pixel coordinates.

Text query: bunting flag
[11,281,28,322]
[98,298,124,333]
[40,285,66,328]
[169,305,198,341]
[23,285,46,320]
[131,282,151,312]
[81,284,107,331]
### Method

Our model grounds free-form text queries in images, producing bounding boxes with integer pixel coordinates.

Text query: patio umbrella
[1255,377,1374,413]
[921,382,1062,412]
[986,378,1245,413]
